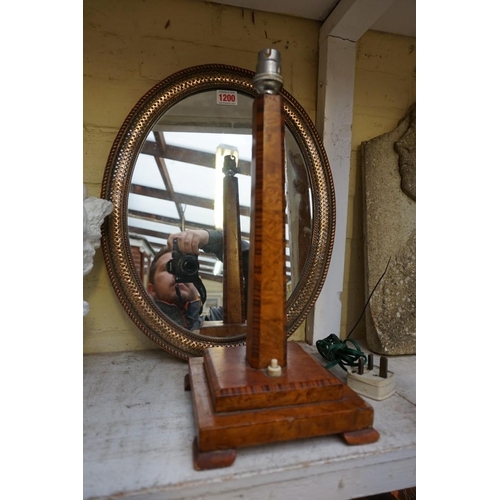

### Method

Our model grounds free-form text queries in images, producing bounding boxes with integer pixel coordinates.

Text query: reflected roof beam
[154,131,186,224]
[130,184,251,217]
[142,138,252,176]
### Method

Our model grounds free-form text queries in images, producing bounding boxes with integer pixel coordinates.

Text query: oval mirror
[101,64,335,359]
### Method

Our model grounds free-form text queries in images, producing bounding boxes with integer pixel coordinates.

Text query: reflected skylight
[183,204,216,227]
[132,155,164,189]
[166,159,216,199]
[161,132,252,160]
[128,193,179,219]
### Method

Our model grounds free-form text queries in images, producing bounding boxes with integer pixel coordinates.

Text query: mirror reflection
[127,89,312,334]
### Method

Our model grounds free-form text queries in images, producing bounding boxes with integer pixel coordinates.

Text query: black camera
[166,238,199,283]
[166,238,207,304]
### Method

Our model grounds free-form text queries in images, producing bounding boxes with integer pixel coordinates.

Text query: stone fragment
[361,104,416,355]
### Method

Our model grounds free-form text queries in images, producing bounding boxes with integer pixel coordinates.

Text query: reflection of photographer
[147,229,248,331]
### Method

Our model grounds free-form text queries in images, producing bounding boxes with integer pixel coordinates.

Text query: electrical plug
[346,354,395,401]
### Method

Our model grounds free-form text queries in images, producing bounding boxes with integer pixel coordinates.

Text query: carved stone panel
[361,104,416,355]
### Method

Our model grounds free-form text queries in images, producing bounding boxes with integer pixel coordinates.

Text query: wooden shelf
[83,342,415,500]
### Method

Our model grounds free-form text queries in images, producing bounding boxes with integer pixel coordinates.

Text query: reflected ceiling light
[213,260,223,276]
[214,144,239,230]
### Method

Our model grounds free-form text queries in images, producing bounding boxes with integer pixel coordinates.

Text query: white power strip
[346,359,395,401]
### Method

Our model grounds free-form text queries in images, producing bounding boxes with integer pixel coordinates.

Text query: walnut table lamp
[187,48,379,471]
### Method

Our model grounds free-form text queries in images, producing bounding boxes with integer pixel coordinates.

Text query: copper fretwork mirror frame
[100,63,335,360]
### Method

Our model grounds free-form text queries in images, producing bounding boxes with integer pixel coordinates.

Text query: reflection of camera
[166,238,199,283]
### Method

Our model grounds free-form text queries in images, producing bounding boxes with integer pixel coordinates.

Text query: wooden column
[222,158,245,324]
[199,155,247,338]
[245,93,287,369]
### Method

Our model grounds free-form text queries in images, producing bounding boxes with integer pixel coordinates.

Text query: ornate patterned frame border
[100,64,336,359]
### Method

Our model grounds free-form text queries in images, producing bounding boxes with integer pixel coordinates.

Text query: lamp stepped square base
[187,343,379,470]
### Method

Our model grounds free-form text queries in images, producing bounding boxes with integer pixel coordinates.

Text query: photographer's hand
[167,229,210,255]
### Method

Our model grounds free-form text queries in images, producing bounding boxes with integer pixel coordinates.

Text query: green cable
[316,334,367,371]
[316,258,392,371]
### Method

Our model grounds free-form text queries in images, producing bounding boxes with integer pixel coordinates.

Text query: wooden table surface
[83,342,415,500]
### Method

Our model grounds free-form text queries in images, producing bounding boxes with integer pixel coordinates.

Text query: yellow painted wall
[341,30,416,339]
[83,0,320,353]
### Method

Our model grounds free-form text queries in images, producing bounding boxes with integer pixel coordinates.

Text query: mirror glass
[101,64,335,359]
[127,89,312,321]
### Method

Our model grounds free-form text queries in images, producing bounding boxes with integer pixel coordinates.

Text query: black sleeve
[202,230,249,297]
[201,230,223,261]
[204,306,224,322]
[203,229,250,319]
